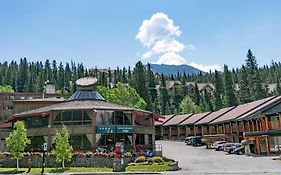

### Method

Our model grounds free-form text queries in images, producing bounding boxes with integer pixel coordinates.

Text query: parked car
[233,146,244,155]
[185,136,192,145]
[224,143,242,153]
[191,136,205,146]
[155,135,163,140]
[212,141,227,151]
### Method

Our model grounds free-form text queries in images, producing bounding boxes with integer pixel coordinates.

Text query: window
[53,110,92,126]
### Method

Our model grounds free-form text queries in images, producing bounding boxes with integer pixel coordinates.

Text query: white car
[211,141,227,151]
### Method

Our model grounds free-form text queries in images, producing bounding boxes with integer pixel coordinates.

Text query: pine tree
[213,70,224,110]
[239,65,251,103]
[131,61,151,110]
[245,49,267,100]
[224,65,238,107]
[194,83,200,106]
[147,63,158,110]
[160,73,169,114]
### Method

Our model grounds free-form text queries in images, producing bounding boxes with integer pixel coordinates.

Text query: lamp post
[41,143,47,175]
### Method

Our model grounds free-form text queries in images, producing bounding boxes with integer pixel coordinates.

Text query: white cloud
[189,62,221,72]
[186,44,195,50]
[136,12,182,47]
[142,39,185,59]
[156,52,186,65]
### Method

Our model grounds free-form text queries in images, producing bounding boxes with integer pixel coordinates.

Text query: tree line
[0,49,281,114]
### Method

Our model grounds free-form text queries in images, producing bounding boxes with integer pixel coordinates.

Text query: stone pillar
[201,126,204,136]
[185,126,188,136]
[92,110,97,152]
[194,126,197,136]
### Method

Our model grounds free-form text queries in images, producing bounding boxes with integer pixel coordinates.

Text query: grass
[125,163,169,172]
[0,167,113,174]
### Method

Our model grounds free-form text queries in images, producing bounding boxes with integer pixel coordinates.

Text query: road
[158,141,281,175]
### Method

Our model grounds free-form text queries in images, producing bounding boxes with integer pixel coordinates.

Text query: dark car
[233,146,244,155]
[155,135,163,140]
[191,136,204,146]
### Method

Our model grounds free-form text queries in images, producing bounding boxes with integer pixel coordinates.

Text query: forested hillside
[0,49,281,114]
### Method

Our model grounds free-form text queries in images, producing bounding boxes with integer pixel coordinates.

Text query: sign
[96,125,134,134]
[43,143,48,151]
[116,126,134,133]
[96,126,115,134]
[120,143,125,154]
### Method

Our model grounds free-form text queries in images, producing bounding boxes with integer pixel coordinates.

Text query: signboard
[96,125,134,134]
[43,143,48,151]
[116,126,134,133]
[96,126,115,134]
[120,143,125,154]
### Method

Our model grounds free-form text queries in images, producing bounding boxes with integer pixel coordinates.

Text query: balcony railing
[269,121,280,130]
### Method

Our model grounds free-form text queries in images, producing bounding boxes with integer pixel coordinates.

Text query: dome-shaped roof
[68,90,105,101]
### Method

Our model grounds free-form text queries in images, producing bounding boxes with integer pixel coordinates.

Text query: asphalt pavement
[158,140,281,175]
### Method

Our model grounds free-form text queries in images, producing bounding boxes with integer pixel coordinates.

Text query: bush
[135,156,146,163]
[124,152,132,157]
[85,151,94,157]
[147,157,153,164]
[153,156,163,163]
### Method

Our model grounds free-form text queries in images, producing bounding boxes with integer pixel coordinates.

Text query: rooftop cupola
[68,77,105,101]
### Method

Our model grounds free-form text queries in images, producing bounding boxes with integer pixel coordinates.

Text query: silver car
[223,143,242,153]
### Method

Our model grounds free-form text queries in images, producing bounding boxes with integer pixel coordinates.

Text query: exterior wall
[0,93,70,121]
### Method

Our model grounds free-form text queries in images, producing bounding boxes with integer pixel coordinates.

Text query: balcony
[269,121,280,130]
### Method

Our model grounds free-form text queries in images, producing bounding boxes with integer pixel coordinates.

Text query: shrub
[85,151,94,157]
[124,152,132,157]
[153,156,163,163]
[147,157,153,164]
[135,156,146,163]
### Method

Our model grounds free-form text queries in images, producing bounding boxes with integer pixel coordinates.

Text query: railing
[225,128,231,134]
[269,121,280,130]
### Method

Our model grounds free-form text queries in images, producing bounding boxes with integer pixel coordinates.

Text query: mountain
[150,64,205,75]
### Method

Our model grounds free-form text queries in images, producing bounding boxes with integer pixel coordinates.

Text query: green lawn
[126,163,169,172]
[0,167,113,174]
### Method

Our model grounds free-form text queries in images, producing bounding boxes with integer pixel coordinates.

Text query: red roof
[179,112,211,126]
[195,107,235,125]
[155,115,176,126]
[237,96,281,120]
[210,96,275,124]
[163,114,193,126]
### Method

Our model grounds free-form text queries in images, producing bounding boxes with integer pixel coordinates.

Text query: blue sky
[0,0,281,71]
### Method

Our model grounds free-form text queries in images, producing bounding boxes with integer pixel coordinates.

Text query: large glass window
[96,110,133,125]
[96,133,133,150]
[70,134,92,150]
[53,110,92,126]
[23,116,48,128]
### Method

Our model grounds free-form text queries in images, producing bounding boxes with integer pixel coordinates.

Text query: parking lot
[158,141,281,175]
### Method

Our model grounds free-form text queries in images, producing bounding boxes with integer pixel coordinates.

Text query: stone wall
[0,156,131,168]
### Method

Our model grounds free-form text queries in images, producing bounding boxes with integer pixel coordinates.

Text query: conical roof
[68,77,105,101]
